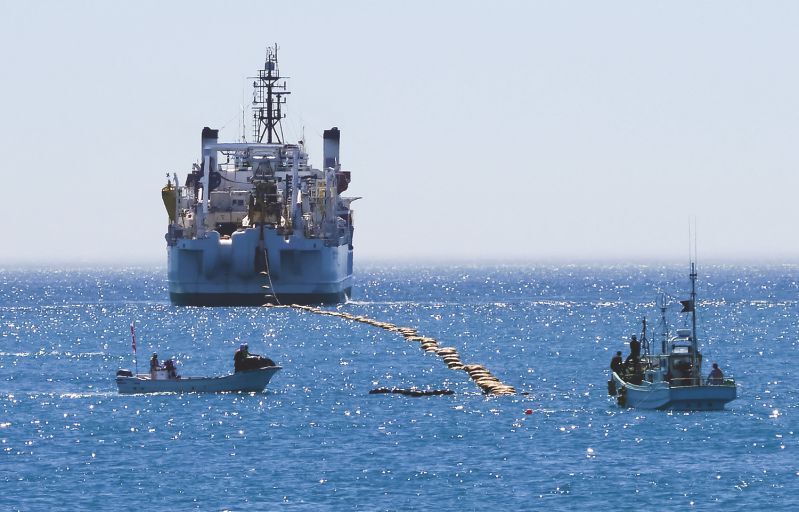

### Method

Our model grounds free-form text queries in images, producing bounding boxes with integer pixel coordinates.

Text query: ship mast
[252,44,290,144]
[688,223,699,374]
[690,261,698,370]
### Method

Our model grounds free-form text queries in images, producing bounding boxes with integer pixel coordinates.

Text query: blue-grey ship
[162,46,358,306]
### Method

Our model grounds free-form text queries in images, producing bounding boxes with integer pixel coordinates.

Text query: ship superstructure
[163,46,357,306]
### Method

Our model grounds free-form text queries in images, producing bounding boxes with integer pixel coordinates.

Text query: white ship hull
[611,372,737,410]
[117,367,281,394]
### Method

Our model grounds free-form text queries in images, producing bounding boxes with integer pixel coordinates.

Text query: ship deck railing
[669,376,736,388]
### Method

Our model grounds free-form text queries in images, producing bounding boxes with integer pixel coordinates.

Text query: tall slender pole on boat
[690,262,698,374]
[130,322,139,376]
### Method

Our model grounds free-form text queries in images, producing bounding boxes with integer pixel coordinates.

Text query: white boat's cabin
[667,333,702,386]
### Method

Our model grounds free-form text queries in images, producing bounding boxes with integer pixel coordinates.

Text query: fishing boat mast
[659,293,668,355]
[689,262,699,372]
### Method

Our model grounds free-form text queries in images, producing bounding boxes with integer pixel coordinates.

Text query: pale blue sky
[1,1,797,264]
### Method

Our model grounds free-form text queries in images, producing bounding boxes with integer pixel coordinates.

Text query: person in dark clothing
[706,363,724,385]
[610,351,624,375]
[625,335,641,366]
[234,344,247,372]
[629,335,640,358]
[164,359,177,379]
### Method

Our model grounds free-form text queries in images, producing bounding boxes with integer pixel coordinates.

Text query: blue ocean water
[1,263,797,510]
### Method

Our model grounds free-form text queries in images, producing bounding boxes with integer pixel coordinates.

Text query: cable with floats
[264,303,517,396]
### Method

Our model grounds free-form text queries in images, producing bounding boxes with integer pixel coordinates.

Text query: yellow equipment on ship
[162,180,176,222]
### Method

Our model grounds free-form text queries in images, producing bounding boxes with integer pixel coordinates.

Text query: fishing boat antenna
[129,322,139,376]
[688,219,699,372]
[251,44,290,144]
[689,261,698,368]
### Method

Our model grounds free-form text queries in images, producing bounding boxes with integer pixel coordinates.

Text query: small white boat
[116,365,281,394]
[608,263,737,410]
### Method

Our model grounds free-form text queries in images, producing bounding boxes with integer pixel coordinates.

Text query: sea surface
[1,263,797,510]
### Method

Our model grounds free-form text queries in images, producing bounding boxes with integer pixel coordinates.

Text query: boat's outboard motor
[237,355,276,372]
[116,369,134,377]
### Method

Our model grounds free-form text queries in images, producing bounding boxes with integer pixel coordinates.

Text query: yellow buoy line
[264,303,517,396]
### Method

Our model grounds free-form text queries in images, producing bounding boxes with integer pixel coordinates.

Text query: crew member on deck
[625,335,641,366]
[706,363,724,385]
[164,358,177,379]
[610,351,624,375]
[150,353,160,376]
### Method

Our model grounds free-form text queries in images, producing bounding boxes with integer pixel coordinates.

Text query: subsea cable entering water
[263,303,517,396]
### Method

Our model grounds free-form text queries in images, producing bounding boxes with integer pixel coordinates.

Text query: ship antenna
[251,44,291,143]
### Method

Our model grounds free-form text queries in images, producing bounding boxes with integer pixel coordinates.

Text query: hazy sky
[1,1,797,265]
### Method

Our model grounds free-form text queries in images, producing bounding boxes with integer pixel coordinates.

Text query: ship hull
[611,372,737,410]
[169,288,351,306]
[116,367,281,394]
[167,227,353,306]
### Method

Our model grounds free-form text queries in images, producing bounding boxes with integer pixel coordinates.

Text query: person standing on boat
[625,335,641,365]
[610,351,624,375]
[150,353,161,376]
[164,358,178,379]
[706,363,724,385]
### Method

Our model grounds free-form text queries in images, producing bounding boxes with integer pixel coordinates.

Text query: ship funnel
[200,127,219,193]
[323,127,340,169]
[201,127,219,152]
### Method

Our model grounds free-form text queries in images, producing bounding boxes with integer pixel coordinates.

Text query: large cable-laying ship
[162,46,357,306]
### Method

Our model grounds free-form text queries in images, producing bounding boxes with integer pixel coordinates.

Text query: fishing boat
[116,364,281,394]
[162,44,358,306]
[608,263,737,410]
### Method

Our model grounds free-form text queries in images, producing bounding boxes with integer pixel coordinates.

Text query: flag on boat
[130,323,137,353]
[680,299,694,313]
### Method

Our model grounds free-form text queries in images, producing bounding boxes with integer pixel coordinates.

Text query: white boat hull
[116,367,281,394]
[611,372,737,410]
